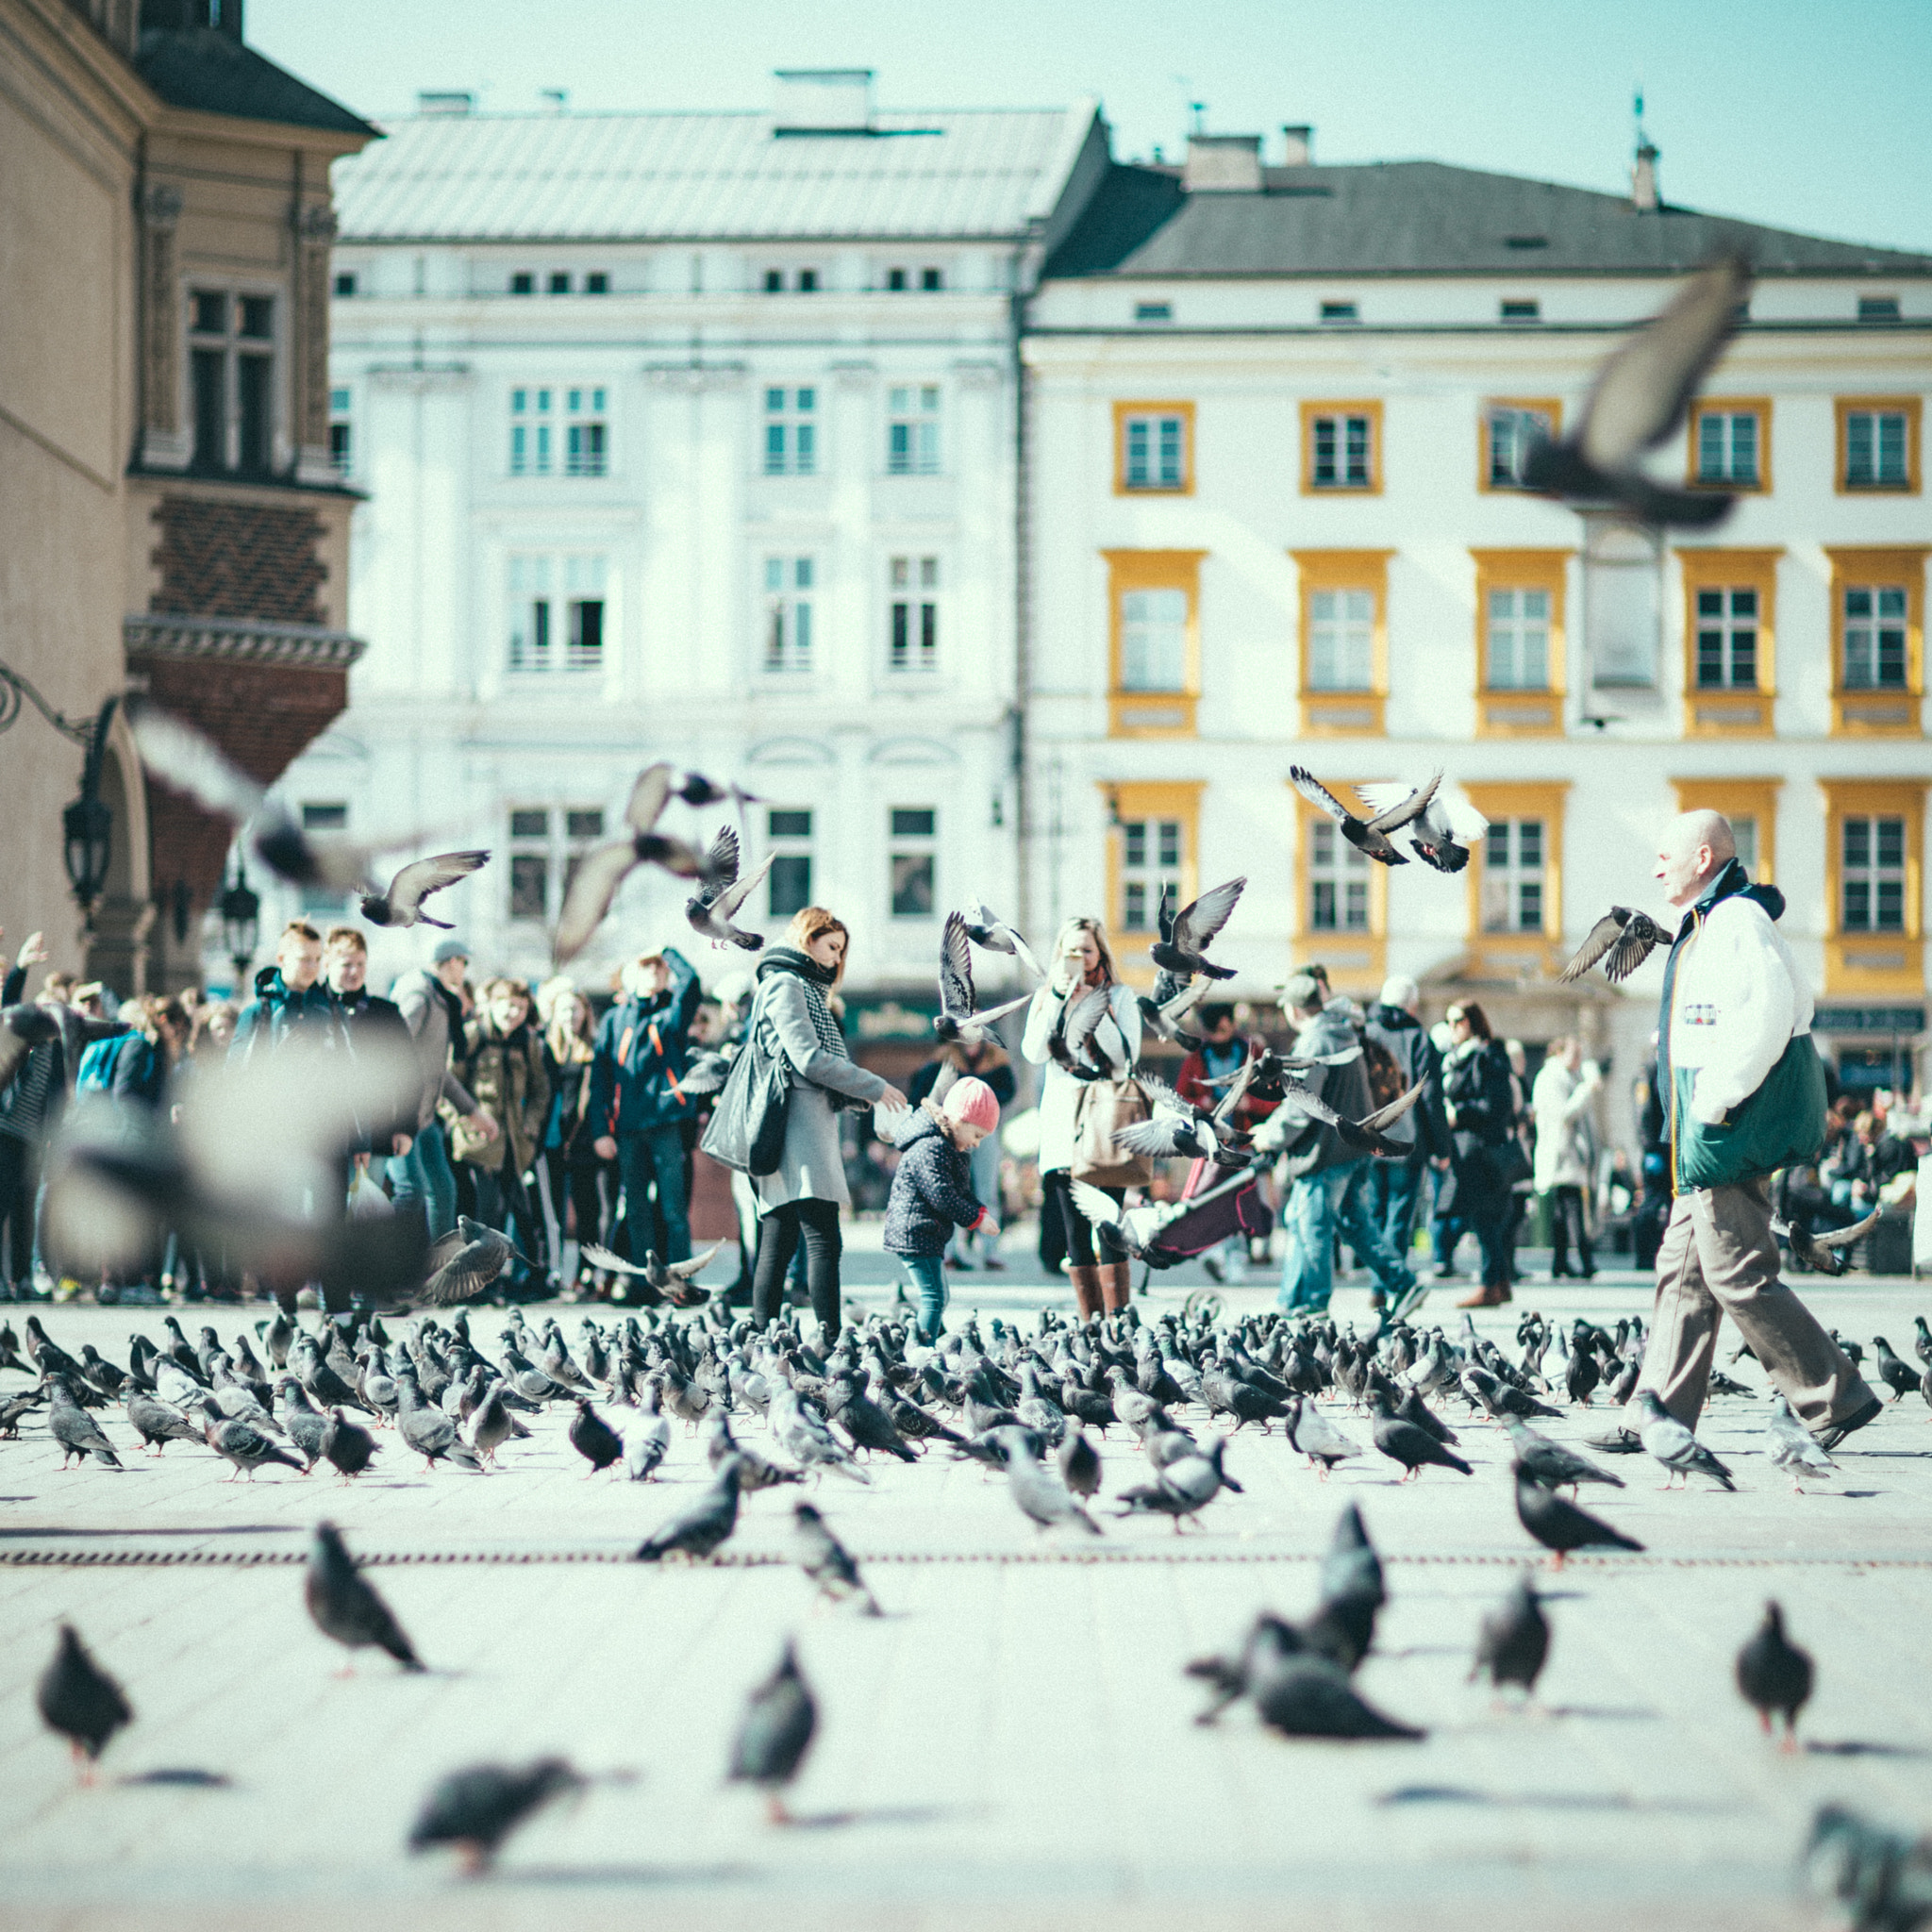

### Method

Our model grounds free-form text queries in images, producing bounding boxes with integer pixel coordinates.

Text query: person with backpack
[1254,973,1421,1318]
[1359,974,1451,1306]
[1438,1001,1519,1307]
[390,939,496,1245]
[1176,1003,1274,1285]
[230,921,351,1063]
[884,1077,1001,1341]
[452,976,552,1295]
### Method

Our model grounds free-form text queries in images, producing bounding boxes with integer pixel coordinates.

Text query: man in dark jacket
[1360,974,1449,1291]
[231,922,351,1062]
[590,942,702,1265]
[1255,974,1420,1318]
[325,926,416,1164]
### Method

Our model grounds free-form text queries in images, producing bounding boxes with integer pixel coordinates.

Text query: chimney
[540,88,569,113]
[1281,124,1313,166]
[417,91,476,117]
[1182,133,1263,193]
[773,69,874,135]
[1631,137,1659,211]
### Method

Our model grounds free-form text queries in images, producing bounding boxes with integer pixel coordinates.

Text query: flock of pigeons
[9,1271,1927,1886]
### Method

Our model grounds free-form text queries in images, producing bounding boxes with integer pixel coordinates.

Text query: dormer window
[1319,300,1358,324]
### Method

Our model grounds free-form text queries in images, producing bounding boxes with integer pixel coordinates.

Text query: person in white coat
[1021,916,1142,1318]
[1532,1038,1602,1279]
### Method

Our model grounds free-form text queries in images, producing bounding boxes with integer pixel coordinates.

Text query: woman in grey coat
[748,907,908,1338]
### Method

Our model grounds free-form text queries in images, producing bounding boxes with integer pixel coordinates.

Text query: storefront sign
[1813,1007,1925,1035]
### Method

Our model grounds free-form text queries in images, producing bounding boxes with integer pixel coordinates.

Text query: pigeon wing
[383,850,489,917]
[1439,787,1491,841]
[692,825,741,908]
[666,1242,724,1282]
[552,840,640,965]
[1172,876,1246,956]
[1807,1208,1882,1252]
[1112,1118,1188,1158]
[128,702,266,824]
[1578,257,1750,470]
[1359,771,1441,835]
[1289,767,1357,829]
[1275,1083,1344,1130]
[580,1242,653,1277]
[713,851,774,923]
[1603,912,1669,984]
[1136,1071,1191,1117]
[623,763,675,836]
[1360,1078,1424,1135]
[939,912,976,1016]
[1068,1179,1125,1235]
[1557,909,1638,986]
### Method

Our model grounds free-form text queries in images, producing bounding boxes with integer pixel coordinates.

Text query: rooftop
[1045,157,1932,280]
[135,25,377,142]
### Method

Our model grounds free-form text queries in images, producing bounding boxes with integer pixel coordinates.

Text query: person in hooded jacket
[908,1036,1016,1271]
[451,976,552,1292]
[389,939,495,1243]
[1359,974,1451,1291]
[1438,1000,1517,1307]
[884,1077,1001,1341]
[1617,810,1878,1449]
[230,922,351,1063]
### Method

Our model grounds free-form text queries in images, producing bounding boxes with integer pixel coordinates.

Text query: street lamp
[219,859,260,987]
[62,791,113,915]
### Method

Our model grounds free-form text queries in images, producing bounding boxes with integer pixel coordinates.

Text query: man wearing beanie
[883,1077,1001,1341]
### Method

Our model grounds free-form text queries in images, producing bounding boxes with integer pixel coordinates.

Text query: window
[1482,820,1545,933]
[1319,301,1357,324]
[548,272,571,294]
[333,272,357,297]
[762,558,815,675]
[1292,550,1391,735]
[888,557,939,675]
[1108,783,1200,964]
[1859,296,1901,322]
[508,807,604,924]
[1105,550,1204,736]
[798,268,819,292]
[889,808,937,918]
[763,269,784,293]
[1500,299,1540,322]
[1134,302,1172,324]
[767,809,813,917]
[1843,583,1909,690]
[585,273,608,295]
[887,385,941,475]
[1301,402,1381,493]
[922,267,943,291]
[508,554,607,675]
[509,388,552,475]
[1823,781,1924,993]
[510,273,535,295]
[187,288,274,474]
[1487,588,1551,690]
[1481,400,1560,491]
[564,387,608,476]
[1670,782,1779,885]
[887,267,908,291]
[1307,820,1369,932]
[1114,402,1193,494]
[1120,817,1181,934]
[1678,548,1781,735]
[1842,817,1906,933]
[327,388,352,477]
[1472,550,1568,736]
[1694,587,1758,689]
[1688,401,1767,489]
[1838,397,1921,492]
[1826,547,1926,736]
[762,387,818,475]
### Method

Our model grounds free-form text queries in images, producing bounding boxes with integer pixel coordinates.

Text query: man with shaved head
[1611,810,1878,1451]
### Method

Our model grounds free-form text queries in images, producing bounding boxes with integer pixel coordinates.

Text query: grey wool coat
[751,951,890,1211]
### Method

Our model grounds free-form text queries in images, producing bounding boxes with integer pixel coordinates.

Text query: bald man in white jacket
[1618,811,1878,1450]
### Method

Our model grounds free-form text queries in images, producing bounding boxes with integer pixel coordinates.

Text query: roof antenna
[1630,85,1660,211]
[1190,99,1207,136]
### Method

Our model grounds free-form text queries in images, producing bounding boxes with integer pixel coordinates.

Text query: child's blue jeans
[899,1253,948,1341]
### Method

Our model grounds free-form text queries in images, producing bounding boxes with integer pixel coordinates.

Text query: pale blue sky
[251,0,1932,255]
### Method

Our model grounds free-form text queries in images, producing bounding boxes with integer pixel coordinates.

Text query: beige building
[0,0,372,994]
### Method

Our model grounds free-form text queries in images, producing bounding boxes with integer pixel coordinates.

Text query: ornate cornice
[124,614,367,671]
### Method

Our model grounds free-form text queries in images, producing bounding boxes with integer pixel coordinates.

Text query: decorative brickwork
[150,497,327,624]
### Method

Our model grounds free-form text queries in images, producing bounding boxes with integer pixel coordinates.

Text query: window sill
[506,666,605,681]
[1837,480,1919,495]
[1690,476,1765,493]
[1687,691,1774,736]
[1826,934,1924,996]
[1477,691,1563,737]
[1301,483,1381,498]
[1300,691,1386,736]
[1117,482,1191,498]
[1109,691,1197,738]
[1833,691,1922,736]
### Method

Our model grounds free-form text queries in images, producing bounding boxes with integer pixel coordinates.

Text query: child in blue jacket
[882,1078,1000,1342]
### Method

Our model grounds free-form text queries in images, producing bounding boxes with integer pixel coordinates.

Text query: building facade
[1022,129,1932,1126]
[0,0,373,995]
[282,73,1106,1053]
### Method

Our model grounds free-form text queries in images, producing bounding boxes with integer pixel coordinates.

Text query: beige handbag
[1072,1077,1155,1189]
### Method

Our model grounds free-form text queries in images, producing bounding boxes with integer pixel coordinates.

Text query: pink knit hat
[941,1076,1001,1135]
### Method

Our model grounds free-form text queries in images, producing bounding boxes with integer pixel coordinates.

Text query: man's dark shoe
[1584,1426,1644,1454]
[1815,1395,1883,1452]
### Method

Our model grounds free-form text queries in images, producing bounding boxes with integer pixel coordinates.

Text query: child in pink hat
[883,1077,1001,1341]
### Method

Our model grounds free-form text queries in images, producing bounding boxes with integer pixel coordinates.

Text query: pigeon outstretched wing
[1172,877,1246,958]
[1558,908,1670,986]
[380,851,490,921]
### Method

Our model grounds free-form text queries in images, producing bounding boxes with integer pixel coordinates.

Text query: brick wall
[150,497,327,624]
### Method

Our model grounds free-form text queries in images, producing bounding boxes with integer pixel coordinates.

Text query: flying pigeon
[1289,767,1440,866]
[422,1219,535,1307]
[359,852,490,930]
[1354,780,1489,874]
[685,824,775,951]
[1558,908,1673,985]
[1262,1078,1426,1160]
[1771,1209,1880,1278]
[934,911,1034,1044]
[1252,1655,1425,1741]
[578,1242,721,1306]
[1149,876,1245,980]
[958,901,1044,980]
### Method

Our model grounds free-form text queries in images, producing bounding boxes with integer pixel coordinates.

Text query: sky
[248,0,1932,256]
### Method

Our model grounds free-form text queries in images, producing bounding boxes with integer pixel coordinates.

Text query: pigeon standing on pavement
[37,1624,133,1781]
[306,1522,425,1674]
[408,1758,586,1874]
[729,1639,818,1824]
[566,1399,625,1476]
[635,1455,743,1562]
[125,1388,201,1455]
[1501,1416,1625,1497]
[1252,1656,1425,1741]
[624,1380,672,1481]
[1470,1574,1551,1701]
[1369,1388,1472,1481]
[1057,1424,1101,1499]
[790,1502,880,1615]
[48,1377,122,1469]
[1635,1391,1737,1491]
[323,1407,381,1480]
[1764,1393,1838,1492]
[1513,1466,1645,1570]
[1736,1600,1813,1748]
[993,1426,1100,1534]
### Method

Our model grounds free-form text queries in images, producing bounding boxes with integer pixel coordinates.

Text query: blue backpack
[75,1035,127,1097]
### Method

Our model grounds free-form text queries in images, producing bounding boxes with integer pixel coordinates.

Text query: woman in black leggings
[747,908,908,1340]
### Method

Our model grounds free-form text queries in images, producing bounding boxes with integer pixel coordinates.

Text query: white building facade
[279,73,1105,1045]
[1022,130,1932,1128]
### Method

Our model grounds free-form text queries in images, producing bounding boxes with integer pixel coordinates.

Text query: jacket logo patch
[1681,1004,1718,1027]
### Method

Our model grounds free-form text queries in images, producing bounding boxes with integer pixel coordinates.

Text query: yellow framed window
[1479,398,1561,491]
[1104,781,1201,985]
[1113,401,1194,494]
[1835,397,1922,494]
[1289,779,1387,992]
[1824,546,1928,737]
[1300,400,1383,494]
[1461,781,1569,975]
[1821,779,1924,995]
[1471,548,1568,735]
[1291,549,1391,736]
[1103,549,1204,738]
[1669,778,1781,885]
[1687,397,1771,493]
[1677,547,1780,736]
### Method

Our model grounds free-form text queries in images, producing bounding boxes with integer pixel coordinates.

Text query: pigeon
[408,1758,586,1874]
[1765,1393,1838,1491]
[1736,1600,1813,1748]
[993,1425,1100,1534]
[1111,1074,1250,1167]
[306,1522,425,1673]
[202,1409,306,1481]
[1802,1805,1932,1932]
[1266,1078,1426,1160]
[1470,1574,1551,1700]
[578,1242,721,1307]
[1286,1396,1362,1477]
[48,1377,122,1468]
[685,824,775,950]
[958,901,1043,980]
[1112,1439,1241,1531]
[1321,1505,1386,1610]
[1066,1181,1169,1262]
[37,1624,132,1781]
[934,911,1034,1044]
[768,1388,870,1484]
[1521,255,1750,527]
[466,1382,518,1468]
[1369,1389,1473,1481]
[323,1407,380,1479]
[358,852,490,930]
[125,1388,201,1455]
[1149,876,1245,981]
[624,1381,672,1481]
[1501,1416,1625,1495]
[0,1003,125,1091]
[0,1391,44,1437]
[791,1502,880,1615]
[1047,983,1122,1081]
[566,1399,625,1476]
[552,763,728,964]
[636,1455,743,1562]
[396,1378,482,1474]
[1635,1391,1737,1491]
[1354,779,1489,874]
[1289,766,1440,866]
[729,1639,818,1824]
[1252,1655,1424,1741]
[1057,1424,1102,1499]
[1513,1466,1644,1569]
[1135,973,1210,1050]
[1558,908,1674,986]
[422,1219,533,1307]
[706,1409,805,1491]
[1773,1210,1881,1278]
[1874,1336,1920,1402]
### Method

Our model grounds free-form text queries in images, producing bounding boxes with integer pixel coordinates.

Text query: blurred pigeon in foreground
[1736,1600,1813,1749]
[1470,1574,1550,1701]
[38,1624,132,1781]
[408,1758,585,1874]
[635,1455,742,1562]
[728,1640,818,1824]
[306,1522,424,1674]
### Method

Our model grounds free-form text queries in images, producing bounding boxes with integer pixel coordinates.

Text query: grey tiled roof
[1045,159,1932,279]
[135,28,377,141]
[333,107,1094,243]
